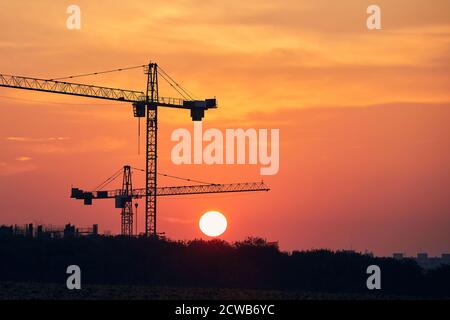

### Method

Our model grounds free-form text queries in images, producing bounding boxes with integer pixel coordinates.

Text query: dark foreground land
[0,236,449,299]
[0,282,406,300]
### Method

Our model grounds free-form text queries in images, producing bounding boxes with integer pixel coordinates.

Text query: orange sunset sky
[0,0,449,256]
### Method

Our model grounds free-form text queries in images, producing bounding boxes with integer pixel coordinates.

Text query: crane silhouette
[0,62,269,237]
[71,165,268,236]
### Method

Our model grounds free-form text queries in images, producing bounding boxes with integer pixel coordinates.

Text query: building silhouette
[393,252,450,269]
[0,223,98,238]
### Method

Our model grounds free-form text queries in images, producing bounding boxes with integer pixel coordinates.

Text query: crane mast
[121,166,133,236]
[145,64,158,236]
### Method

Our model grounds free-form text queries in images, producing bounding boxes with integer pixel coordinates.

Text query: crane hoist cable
[45,64,196,102]
[157,71,190,100]
[48,64,146,81]
[137,116,141,155]
[158,66,196,99]
[93,167,124,191]
[93,167,216,192]
[131,167,215,185]
[158,66,196,100]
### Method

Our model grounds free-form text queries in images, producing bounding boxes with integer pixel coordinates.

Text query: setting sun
[199,211,227,237]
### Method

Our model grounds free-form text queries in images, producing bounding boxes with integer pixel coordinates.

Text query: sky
[0,0,449,256]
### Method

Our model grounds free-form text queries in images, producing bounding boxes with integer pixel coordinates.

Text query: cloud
[162,217,192,224]
[5,137,29,142]
[15,156,32,161]
[5,136,69,142]
[25,136,127,155]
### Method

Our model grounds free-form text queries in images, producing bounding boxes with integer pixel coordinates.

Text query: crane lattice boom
[0,74,193,108]
[71,181,269,201]
[0,74,144,102]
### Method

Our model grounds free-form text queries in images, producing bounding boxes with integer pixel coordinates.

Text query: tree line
[0,236,448,297]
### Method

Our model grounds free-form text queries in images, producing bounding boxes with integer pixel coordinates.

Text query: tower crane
[71,165,269,236]
[0,62,270,237]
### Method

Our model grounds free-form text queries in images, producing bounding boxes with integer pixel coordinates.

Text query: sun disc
[199,211,227,237]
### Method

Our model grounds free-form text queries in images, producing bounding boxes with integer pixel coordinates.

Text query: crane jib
[0,74,144,102]
[71,182,270,206]
[0,74,217,113]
